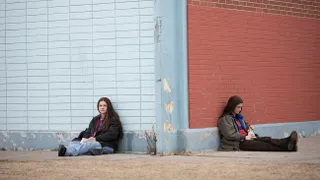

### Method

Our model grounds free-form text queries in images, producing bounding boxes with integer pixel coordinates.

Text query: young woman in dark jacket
[218,95,298,151]
[58,97,123,156]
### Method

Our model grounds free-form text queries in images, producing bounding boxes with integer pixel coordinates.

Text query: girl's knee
[87,141,102,149]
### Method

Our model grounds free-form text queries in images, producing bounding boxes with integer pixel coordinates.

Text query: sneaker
[89,148,102,156]
[58,145,67,157]
[287,131,298,151]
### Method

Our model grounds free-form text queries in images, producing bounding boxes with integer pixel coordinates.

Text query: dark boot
[255,131,298,151]
[89,148,102,155]
[287,131,298,151]
[58,145,67,157]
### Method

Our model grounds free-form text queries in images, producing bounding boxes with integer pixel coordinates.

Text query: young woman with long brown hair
[218,95,298,151]
[58,97,123,156]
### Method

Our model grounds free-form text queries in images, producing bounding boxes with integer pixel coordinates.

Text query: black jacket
[72,115,123,151]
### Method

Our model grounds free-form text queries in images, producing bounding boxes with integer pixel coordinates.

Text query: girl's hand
[249,125,254,130]
[245,135,252,140]
[80,138,88,143]
[245,132,256,140]
[248,131,257,139]
[88,137,96,142]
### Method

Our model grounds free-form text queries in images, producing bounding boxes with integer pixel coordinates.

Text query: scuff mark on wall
[20,132,27,138]
[284,131,289,138]
[1,131,9,138]
[56,133,65,140]
[29,134,36,139]
[135,131,147,140]
[298,131,306,138]
[12,141,16,151]
[312,129,320,136]
[200,131,218,141]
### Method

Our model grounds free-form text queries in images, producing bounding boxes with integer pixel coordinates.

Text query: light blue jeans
[65,141,114,156]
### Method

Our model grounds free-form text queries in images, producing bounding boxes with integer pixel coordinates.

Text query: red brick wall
[188,1,320,128]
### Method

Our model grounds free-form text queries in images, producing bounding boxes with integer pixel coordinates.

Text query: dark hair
[219,95,243,118]
[97,97,123,139]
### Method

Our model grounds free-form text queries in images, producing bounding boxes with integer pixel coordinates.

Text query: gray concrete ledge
[0,131,148,152]
[1,120,319,153]
[180,120,320,153]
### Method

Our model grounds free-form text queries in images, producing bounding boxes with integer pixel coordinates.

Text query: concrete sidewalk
[0,135,319,163]
[1,136,320,180]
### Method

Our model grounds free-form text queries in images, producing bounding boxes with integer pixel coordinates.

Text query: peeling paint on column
[154,17,162,42]
[164,123,174,132]
[164,101,174,113]
[162,78,171,93]
[161,77,175,136]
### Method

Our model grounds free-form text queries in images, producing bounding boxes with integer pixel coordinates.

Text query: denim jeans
[65,141,114,156]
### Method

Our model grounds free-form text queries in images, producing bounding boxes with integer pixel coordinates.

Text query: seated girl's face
[99,101,108,115]
[233,103,243,115]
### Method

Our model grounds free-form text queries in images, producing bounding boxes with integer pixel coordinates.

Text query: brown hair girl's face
[98,100,108,115]
[233,103,243,115]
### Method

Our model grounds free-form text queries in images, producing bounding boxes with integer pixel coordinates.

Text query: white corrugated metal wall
[0,0,156,134]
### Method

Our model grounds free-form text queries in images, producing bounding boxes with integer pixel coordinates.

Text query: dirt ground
[1,136,320,180]
[0,159,319,180]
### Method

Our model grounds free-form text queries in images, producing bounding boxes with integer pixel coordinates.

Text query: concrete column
[155,0,189,154]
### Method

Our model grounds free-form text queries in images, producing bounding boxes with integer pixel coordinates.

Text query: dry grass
[0,159,319,180]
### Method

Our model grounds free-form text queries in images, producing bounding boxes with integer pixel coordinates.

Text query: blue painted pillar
[155,0,188,154]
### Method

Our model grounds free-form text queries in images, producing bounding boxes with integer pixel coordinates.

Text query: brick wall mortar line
[25,0,28,130]
[188,4,320,19]
[4,0,7,131]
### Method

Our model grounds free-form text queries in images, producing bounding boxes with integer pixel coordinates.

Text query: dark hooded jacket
[72,115,123,151]
[218,96,251,151]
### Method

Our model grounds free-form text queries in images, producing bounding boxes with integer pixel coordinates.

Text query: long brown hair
[97,97,123,139]
[219,95,243,118]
